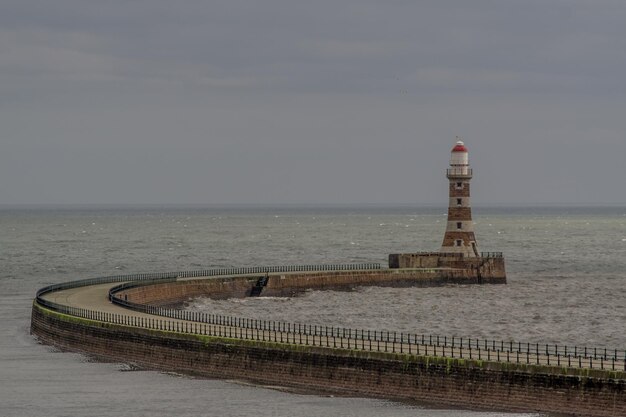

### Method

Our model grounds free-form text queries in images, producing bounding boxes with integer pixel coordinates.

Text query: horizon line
[1,202,626,209]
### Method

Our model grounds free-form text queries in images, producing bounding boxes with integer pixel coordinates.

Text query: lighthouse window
[456,182,463,189]
[457,222,462,230]
[455,240,463,247]
[456,198,462,206]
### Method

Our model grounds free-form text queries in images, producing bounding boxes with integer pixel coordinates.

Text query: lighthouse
[388,138,505,281]
[389,137,506,284]
[440,139,479,257]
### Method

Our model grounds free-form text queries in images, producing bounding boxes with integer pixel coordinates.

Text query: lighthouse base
[388,252,506,283]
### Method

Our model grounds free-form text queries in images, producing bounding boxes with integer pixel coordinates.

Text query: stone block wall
[118,268,503,307]
[447,207,473,219]
[449,182,471,197]
[31,304,626,417]
[388,254,506,283]
[119,276,257,306]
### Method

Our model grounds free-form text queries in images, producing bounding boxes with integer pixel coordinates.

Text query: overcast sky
[1,1,625,206]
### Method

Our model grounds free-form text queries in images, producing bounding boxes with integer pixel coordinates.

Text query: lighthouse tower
[440,139,479,257]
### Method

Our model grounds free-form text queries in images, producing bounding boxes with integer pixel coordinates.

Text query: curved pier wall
[117,269,504,307]
[118,276,255,305]
[31,304,626,417]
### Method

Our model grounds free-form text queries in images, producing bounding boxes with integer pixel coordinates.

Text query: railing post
[536,343,539,359]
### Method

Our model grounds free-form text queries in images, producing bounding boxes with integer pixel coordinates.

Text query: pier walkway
[40,278,626,373]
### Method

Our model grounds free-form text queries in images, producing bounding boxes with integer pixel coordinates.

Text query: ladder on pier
[249,274,269,297]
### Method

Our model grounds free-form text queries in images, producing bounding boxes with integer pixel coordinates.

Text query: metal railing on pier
[107,289,626,370]
[35,263,625,373]
[480,252,503,258]
[400,251,503,259]
[38,299,626,372]
[36,264,381,315]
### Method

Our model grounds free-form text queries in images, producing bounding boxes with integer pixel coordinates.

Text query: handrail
[35,299,626,372]
[35,262,626,371]
[393,252,503,259]
[108,290,626,364]
[37,263,382,302]
[446,168,473,177]
[480,252,503,258]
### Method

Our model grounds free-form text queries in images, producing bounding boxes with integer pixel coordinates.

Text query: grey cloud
[0,1,625,205]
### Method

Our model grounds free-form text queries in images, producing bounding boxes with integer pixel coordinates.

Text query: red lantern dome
[451,141,468,153]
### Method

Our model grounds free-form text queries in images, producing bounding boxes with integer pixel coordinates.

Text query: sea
[2,205,625,417]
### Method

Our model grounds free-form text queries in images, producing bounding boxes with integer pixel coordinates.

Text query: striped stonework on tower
[441,139,479,257]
